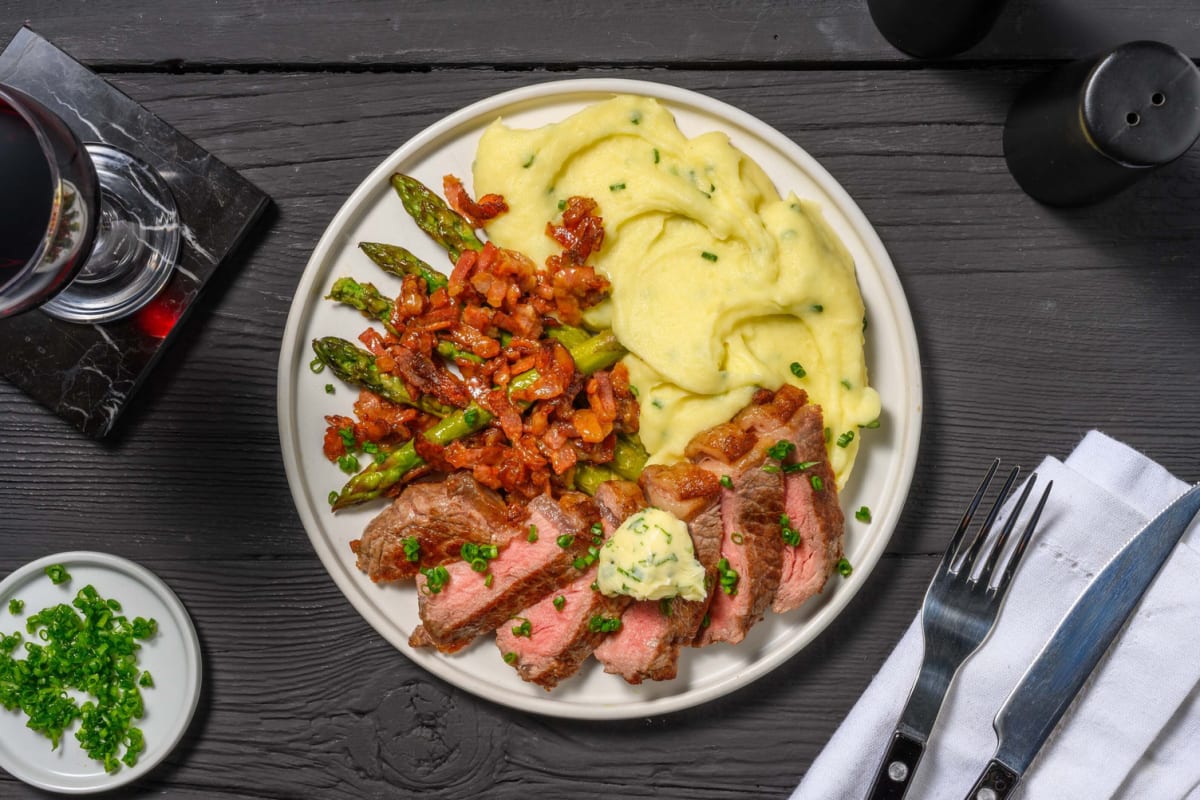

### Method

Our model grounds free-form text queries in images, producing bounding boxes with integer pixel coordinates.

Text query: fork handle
[865,731,925,800]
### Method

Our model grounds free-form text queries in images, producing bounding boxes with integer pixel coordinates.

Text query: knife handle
[865,731,925,800]
[965,760,1021,800]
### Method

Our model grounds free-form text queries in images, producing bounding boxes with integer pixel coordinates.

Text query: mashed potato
[473,95,880,486]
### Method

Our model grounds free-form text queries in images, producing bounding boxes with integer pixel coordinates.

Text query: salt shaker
[1004,40,1200,207]
[867,0,1008,58]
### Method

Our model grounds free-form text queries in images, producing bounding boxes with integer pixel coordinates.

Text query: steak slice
[772,403,844,613]
[593,464,721,683]
[688,387,815,646]
[409,492,594,653]
[351,471,517,583]
[494,480,640,689]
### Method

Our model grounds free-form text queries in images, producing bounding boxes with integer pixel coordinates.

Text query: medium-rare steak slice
[351,472,517,583]
[593,464,721,683]
[772,403,844,613]
[409,492,595,653]
[495,480,641,689]
[688,386,816,645]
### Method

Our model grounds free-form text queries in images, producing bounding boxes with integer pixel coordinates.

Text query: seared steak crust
[352,472,517,583]
[409,493,594,653]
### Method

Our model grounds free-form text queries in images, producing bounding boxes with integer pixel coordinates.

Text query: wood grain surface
[1,3,1198,798]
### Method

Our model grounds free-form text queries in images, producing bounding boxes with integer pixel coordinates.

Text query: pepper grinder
[1004,40,1200,207]
[867,0,1008,58]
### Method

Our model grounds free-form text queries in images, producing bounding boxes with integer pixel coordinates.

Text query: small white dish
[0,552,202,793]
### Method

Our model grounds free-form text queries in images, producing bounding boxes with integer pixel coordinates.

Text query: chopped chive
[767,440,796,461]
[659,598,673,617]
[837,431,855,448]
[719,475,733,489]
[855,506,872,523]
[485,573,494,588]
[717,559,740,596]
[783,460,819,474]
[609,182,626,191]
[789,362,806,379]
[731,532,745,545]
[503,652,517,665]
[324,383,335,394]
[7,598,23,615]
[836,558,853,577]
[402,537,421,563]
[327,490,338,505]
[337,454,360,474]
[528,524,539,543]
[652,148,660,164]
[841,379,853,390]
[556,534,575,549]
[811,303,824,313]
[588,615,622,633]
[701,251,719,262]
[553,595,566,612]
[511,618,533,638]
[780,514,801,546]
[44,565,70,585]
[761,464,781,473]
[420,565,450,594]
[630,110,642,124]
[522,154,536,168]
[811,474,825,492]
[860,418,881,429]
[557,198,567,211]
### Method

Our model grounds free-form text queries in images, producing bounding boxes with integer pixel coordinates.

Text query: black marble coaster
[0,27,270,437]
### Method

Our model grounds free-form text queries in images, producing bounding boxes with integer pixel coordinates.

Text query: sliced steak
[773,403,844,613]
[688,386,816,646]
[593,464,721,683]
[409,492,594,653]
[495,480,640,689]
[351,471,517,583]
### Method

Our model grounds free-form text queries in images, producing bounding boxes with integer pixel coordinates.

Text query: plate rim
[0,551,203,793]
[277,77,923,719]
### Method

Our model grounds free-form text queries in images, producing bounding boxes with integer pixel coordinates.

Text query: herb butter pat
[597,508,706,601]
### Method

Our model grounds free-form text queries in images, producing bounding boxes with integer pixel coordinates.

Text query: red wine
[0,101,54,275]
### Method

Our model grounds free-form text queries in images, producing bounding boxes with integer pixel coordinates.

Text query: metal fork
[864,459,1053,800]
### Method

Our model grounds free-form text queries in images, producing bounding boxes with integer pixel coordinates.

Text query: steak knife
[965,483,1200,800]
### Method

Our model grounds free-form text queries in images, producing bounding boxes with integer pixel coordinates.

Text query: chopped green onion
[44,564,70,585]
[7,599,22,615]
[557,199,567,211]
[587,615,622,633]
[420,566,450,594]
[309,356,325,373]
[780,514,801,546]
[761,464,781,474]
[837,430,855,448]
[461,542,499,573]
[860,418,881,429]
[527,524,538,542]
[503,652,517,665]
[811,474,825,492]
[324,383,335,394]
[767,440,796,461]
[484,573,494,588]
[856,506,872,523]
[556,534,575,549]
[511,618,533,638]
[783,460,819,474]
[719,475,734,489]
[402,537,421,563]
[731,532,745,545]
[553,595,566,612]
[337,454,360,474]
[717,558,740,596]
[138,671,154,688]
[837,558,853,577]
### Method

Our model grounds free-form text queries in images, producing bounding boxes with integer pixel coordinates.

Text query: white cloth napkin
[794,431,1200,800]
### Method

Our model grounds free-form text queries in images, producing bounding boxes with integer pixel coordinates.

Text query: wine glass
[0,83,179,324]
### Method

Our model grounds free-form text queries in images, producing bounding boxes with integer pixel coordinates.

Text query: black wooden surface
[1,3,1199,798]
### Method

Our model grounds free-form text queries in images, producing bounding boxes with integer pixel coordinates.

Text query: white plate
[277,78,922,719]
[0,552,202,793]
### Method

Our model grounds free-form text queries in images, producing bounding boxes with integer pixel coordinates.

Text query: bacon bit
[547,197,605,265]
[389,346,470,408]
[572,408,606,444]
[444,174,508,227]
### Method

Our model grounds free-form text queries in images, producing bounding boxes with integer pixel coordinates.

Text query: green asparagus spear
[332,329,627,509]
[328,277,399,336]
[390,173,484,262]
[358,242,448,291]
[573,463,622,496]
[311,337,454,418]
[612,434,649,481]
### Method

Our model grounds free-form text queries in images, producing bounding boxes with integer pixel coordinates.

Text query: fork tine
[977,473,1038,587]
[939,458,1001,573]
[958,465,1020,572]
[993,479,1054,593]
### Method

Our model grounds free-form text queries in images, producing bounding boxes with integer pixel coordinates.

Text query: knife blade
[965,483,1200,800]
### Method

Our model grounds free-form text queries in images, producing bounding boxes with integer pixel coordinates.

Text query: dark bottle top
[867,0,1008,58]
[1004,41,1200,207]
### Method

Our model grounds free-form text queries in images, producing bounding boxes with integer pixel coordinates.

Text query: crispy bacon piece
[444,174,508,227]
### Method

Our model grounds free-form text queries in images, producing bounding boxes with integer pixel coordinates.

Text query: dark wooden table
[2,3,1198,797]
